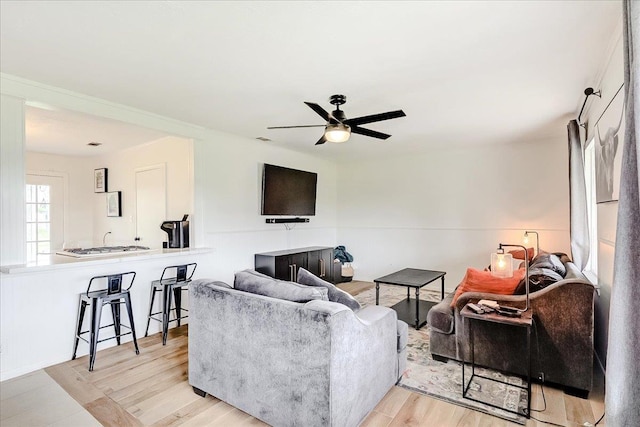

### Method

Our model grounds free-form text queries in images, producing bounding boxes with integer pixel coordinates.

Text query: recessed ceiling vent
[87,142,102,147]
[256,137,271,142]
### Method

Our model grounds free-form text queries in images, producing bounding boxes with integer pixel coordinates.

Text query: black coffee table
[374,268,446,329]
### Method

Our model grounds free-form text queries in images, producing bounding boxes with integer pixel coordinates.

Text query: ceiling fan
[267,94,406,145]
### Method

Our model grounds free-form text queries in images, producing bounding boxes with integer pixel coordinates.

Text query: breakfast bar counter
[0,247,213,381]
[0,247,212,274]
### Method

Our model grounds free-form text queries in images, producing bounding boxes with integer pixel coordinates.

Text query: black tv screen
[261,164,317,216]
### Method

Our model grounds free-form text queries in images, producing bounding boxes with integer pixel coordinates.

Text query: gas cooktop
[56,245,152,258]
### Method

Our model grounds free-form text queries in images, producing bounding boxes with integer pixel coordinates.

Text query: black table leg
[441,276,445,300]
[375,282,380,305]
[415,287,420,329]
[527,323,531,416]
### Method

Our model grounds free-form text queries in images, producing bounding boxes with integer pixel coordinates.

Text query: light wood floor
[30,323,605,427]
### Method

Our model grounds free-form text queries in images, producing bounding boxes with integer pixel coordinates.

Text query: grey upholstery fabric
[606,2,640,425]
[396,320,408,351]
[426,292,455,334]
[189,280,405,427]
[530,253,566,276]
[234,269,328,302]
[297,267,361,311]
[395,321,408,381]
[428,260,595,394]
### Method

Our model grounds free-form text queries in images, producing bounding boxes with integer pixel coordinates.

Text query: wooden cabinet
[255,246,335,283]
[307,248,332,279]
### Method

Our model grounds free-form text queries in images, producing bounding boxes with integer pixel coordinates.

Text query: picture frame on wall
[94,168,108,193]
[106,191,122,217]
[595,85,625,203]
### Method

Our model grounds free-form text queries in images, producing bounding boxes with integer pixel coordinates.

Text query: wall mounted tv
[261,164,317,216]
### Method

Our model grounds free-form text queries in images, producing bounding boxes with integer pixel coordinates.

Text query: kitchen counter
[0,247,212,274]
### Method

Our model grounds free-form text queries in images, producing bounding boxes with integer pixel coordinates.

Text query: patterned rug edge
[351,282,527,425]
[397,377,526,425]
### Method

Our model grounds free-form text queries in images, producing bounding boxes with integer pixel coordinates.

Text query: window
[584,138,598,276]
[26,184,51,262]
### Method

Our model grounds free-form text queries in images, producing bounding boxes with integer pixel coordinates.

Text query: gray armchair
[189,279,407,427]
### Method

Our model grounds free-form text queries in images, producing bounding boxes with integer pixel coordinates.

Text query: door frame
[26,170,68,251]
[134,163,167,244]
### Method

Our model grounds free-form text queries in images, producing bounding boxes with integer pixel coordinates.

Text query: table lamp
[491,243,530,314]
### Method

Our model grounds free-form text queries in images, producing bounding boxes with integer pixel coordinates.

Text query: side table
[374,268,446,329]
[460,305,532,418]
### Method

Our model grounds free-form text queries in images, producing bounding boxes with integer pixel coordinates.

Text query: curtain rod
[578,87,601,127]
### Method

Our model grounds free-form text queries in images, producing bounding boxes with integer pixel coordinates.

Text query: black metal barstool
[145,263,197,345]
[72,271,140,371]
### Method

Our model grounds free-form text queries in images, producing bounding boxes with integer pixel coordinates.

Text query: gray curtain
[606,1,640,426]
[568,119,590,270]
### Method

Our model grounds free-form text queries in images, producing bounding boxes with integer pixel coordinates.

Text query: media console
[255,246,336,283]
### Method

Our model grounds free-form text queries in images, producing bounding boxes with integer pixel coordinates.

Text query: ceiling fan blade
[351,126,391,140]
[345,110,406,127]
[304,102,330,121]
[315,134,327,145]
[267,124,326,129]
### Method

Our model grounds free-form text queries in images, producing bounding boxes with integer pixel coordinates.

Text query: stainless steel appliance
[161,214,190,248]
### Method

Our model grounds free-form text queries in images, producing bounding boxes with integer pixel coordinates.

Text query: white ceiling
[25,105,170,156]
[0,1,622,160]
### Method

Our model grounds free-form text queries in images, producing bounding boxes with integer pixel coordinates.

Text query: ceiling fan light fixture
[324,123,351,143]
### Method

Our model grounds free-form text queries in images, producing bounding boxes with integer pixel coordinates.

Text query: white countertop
[0,247,212,274]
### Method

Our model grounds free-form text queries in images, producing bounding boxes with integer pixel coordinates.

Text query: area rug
[353,284,528,425]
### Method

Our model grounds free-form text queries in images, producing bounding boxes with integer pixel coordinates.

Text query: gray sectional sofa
[427,254,596,397]
[188,269,408,427]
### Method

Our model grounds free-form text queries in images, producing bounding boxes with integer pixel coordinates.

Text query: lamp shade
[324,123,351,143]
[491,252,513,278]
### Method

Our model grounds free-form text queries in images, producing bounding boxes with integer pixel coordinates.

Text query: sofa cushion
[450,267,525,307]
[530,253,566,277]
[234,269,328,302]
[296,267,361,311]
[510,247,535,261]
[513,267,564,295]
[427,296,455,334]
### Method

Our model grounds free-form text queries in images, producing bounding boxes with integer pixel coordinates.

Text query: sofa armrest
[325,305,401,426]
[354,305,397,325]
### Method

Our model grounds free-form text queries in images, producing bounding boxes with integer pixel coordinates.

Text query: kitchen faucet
[103,231,112,246]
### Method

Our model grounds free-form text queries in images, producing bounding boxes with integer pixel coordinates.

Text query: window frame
[583,137,598,278]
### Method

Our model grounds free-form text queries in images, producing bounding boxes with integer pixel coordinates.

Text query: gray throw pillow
[234,269,328,303]
[530,253,566,277]
[296,267,361,311]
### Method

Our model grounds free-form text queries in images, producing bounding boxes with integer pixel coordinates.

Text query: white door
[135,165,167,249]
[26,173,65,260]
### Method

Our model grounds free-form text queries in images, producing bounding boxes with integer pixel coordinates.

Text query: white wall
[584,26,624,368]
[193,132,338,284]
[26,151,94,247]
[336,138,570,290]
[92,135,194,247]
[0,95,26,266]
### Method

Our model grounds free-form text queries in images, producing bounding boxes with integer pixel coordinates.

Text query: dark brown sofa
[427,257,595,397]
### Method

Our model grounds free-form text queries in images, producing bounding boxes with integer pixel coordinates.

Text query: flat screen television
[261,164,317,216]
